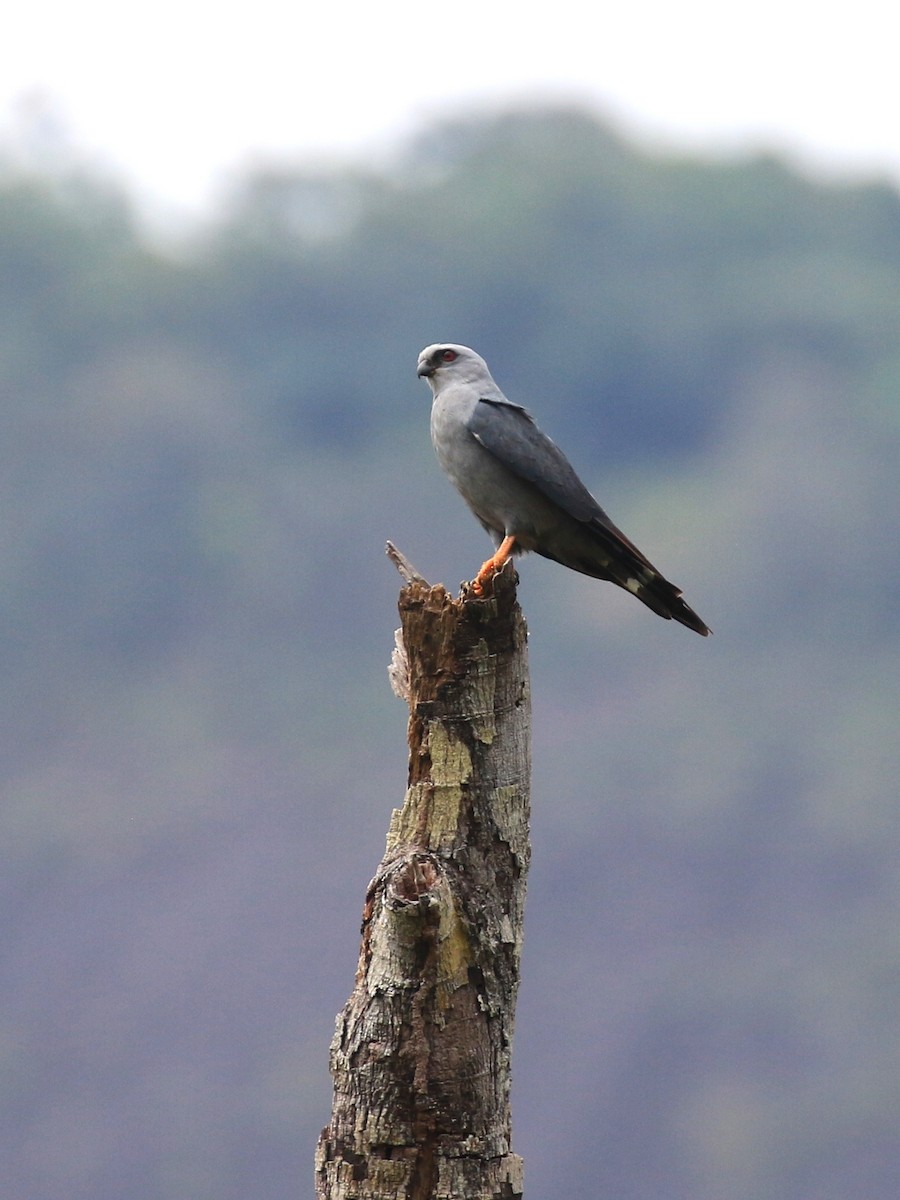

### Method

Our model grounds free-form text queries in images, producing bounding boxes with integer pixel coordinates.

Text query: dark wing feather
[468,397,600,521]
[468,397,711,635]
[468,396,654,565]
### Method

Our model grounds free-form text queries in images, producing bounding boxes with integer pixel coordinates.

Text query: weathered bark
[315,557,531,1200]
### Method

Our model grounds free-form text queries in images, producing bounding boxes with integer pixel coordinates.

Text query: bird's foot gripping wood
[472,535,517,597]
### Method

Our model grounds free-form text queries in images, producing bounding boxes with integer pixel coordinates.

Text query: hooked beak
[417,360,435,378]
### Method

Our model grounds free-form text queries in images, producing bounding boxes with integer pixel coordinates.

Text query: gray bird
[417,343,710,635]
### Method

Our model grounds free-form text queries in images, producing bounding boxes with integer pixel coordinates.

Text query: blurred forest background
[3,106,900,1200]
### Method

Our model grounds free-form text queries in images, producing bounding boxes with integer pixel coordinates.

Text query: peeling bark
[315,565,530,1200]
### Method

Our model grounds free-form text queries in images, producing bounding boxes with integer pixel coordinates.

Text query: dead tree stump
[315,560,531,1200]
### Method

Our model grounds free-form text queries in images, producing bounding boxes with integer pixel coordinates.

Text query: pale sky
[3,0,898,216]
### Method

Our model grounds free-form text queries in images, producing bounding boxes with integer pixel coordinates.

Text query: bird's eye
[441,349,457,362]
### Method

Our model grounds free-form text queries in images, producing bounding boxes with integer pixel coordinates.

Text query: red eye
[441,349,457,362]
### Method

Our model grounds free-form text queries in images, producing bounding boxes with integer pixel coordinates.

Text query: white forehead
[417,343,486,365]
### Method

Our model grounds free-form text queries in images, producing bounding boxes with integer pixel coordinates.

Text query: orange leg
[473,535,517,596]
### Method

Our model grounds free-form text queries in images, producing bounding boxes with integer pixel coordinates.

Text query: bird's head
[416,343,492,392]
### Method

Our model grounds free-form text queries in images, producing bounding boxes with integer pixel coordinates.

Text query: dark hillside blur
[3,107,900,1200]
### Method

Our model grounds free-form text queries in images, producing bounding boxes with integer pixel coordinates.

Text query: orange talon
[472,535,516,596]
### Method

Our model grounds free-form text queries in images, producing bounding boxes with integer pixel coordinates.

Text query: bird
[416,343,710,636]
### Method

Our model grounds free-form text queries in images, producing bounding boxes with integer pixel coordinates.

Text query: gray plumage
[417,342,710,635]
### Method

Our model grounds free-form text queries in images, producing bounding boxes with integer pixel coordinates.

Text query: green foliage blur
[3,107,900,1200]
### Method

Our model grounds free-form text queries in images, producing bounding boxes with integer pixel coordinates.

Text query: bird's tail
[541,516,711,636]
[588,514,711,636]
[623,568,711,636]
